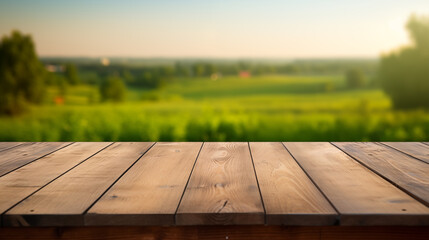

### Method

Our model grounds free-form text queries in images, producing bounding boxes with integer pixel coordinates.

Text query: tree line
[1,14,428,115]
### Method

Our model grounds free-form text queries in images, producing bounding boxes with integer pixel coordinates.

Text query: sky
[0,0,428,58]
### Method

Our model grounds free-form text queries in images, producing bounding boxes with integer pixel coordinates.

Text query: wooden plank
[3,142,154,227]
[250,142,337,225]
[176,142,264,225]
[381,142,429,164]
[0,142,112,217]
[284,142,429,226]
[2,226,429,240]
[86,142,202,226]
[0,142,24,152]
[333,142,429,207]
[0,142,72,177]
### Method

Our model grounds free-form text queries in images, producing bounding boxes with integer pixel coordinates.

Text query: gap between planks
[0,142,114,227]
[1,142,428,227]
[2,142,155,227]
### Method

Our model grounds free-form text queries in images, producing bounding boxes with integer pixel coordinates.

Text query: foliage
[0,75,427,142]
[66,58,378,86]
[345,69,365,88]
[379,15,429,109]
[0,30,45,115]
[100,76,126,102]
[64,63,80,85]
[136,71,166,89]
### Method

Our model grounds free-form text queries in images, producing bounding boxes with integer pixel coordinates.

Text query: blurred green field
[1,75,428,141]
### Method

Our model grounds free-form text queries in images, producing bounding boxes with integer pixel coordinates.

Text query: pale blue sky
[0,0,428,58]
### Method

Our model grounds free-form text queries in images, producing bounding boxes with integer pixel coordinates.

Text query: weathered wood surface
[0,142,72,177]
[333,142,429,207]
[0,142,428,227]
[250,142,337,225]
[0,142,112,219]
[86,142,202,226]
[0,142,24,152]
[284,142,429,225]
[176,142,265,225]
[3,142,154,226]
[381,142,429,164]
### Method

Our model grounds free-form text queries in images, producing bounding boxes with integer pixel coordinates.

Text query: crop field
[0,75,428,142]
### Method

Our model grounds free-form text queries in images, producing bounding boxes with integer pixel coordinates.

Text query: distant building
[239,71,251,78]
[45,64,64,73]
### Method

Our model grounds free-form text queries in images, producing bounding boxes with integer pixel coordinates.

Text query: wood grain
[284,142,429,226]
[1,226,429,240]
[0,142,111,217]
[3,142,154,227]
[0,142,72,177]
[333,142,429,207]
[0,142,23,152]
[86,142,202,226]
[250,142,337,225]
[1,141,428,228]
[381,142,429,164]
[176,142,264,225]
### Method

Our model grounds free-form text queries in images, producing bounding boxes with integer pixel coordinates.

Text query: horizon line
[39,55,379,60]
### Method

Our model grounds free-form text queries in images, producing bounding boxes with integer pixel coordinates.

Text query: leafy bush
[64,63,80,85]
[100,76,126,102]
[379,15,429,109]
[0,31,45,115]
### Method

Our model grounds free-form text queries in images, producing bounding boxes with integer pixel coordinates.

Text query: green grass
[161,75,345,98]
[1,75,428,141]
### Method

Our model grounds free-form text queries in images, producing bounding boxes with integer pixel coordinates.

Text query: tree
[137,71,165,89]
[192,63,205,77]
[100,76,126,102]
[0,30,45,115]
[407,15,429,52]
[175,62,191,77]
[64,63,80,85]
[345,68,365,89]
[379,15,429,109]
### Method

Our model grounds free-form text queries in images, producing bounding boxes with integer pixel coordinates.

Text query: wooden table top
[0,142,428,227]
